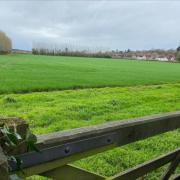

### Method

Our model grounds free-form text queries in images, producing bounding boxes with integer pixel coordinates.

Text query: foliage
[177,46,180,52]
[176,46,180,61]
[176,51,180,62]
[0,84,180,179]
[25,130,39,152]
[0,124,38,171]
[0,31,12,54]
[0,54,180,94]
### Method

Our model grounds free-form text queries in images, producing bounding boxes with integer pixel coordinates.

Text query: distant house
[132,55,137,59]
[168,55,176,61]
[136,55,147,60]
[155,56,168,61]
[130,54,176,62]
[145,55,152,60]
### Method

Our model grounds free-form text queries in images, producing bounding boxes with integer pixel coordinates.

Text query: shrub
[0,31,12,54]
[176,52,180,62]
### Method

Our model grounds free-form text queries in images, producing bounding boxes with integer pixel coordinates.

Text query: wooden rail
[111,148,180,180]
[9,111,180,179]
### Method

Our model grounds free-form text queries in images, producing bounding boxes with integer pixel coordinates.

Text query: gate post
[0,146,8,180]
[0,117,29,179]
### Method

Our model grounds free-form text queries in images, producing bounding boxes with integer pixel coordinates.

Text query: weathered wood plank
[37,111,180,149]
[10,112,180,176]
[172,174,180,180]
[0,146,8,180]
[10,133,117,172]
[41,164,106,180]
[161,151,180,180]
[111,148,180,180]
[13,145,115,177]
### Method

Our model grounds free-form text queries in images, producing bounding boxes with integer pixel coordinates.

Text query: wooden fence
[8,111,180,180]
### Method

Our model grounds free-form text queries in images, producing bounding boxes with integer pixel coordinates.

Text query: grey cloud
[0,1,180,50]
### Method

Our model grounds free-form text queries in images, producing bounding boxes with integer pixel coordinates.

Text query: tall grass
[0,84,179,178]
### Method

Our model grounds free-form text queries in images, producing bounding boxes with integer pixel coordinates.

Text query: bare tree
[0,31,12,54]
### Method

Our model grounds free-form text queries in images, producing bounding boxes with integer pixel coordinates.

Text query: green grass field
[1,84,180,179]
[0,54,180,94]
[0,54,180,179]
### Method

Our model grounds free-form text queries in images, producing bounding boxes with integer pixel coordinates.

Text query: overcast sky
[0,1,180,50]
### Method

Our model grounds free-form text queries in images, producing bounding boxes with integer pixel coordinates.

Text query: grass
[0,83,180,179]
[0,54,180,94]
[1,54,180,179]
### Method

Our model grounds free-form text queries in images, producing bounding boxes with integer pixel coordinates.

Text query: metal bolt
[64,146,70,154]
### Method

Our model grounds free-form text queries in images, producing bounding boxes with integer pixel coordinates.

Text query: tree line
[32,45,180,62]
[32,48,111,58]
